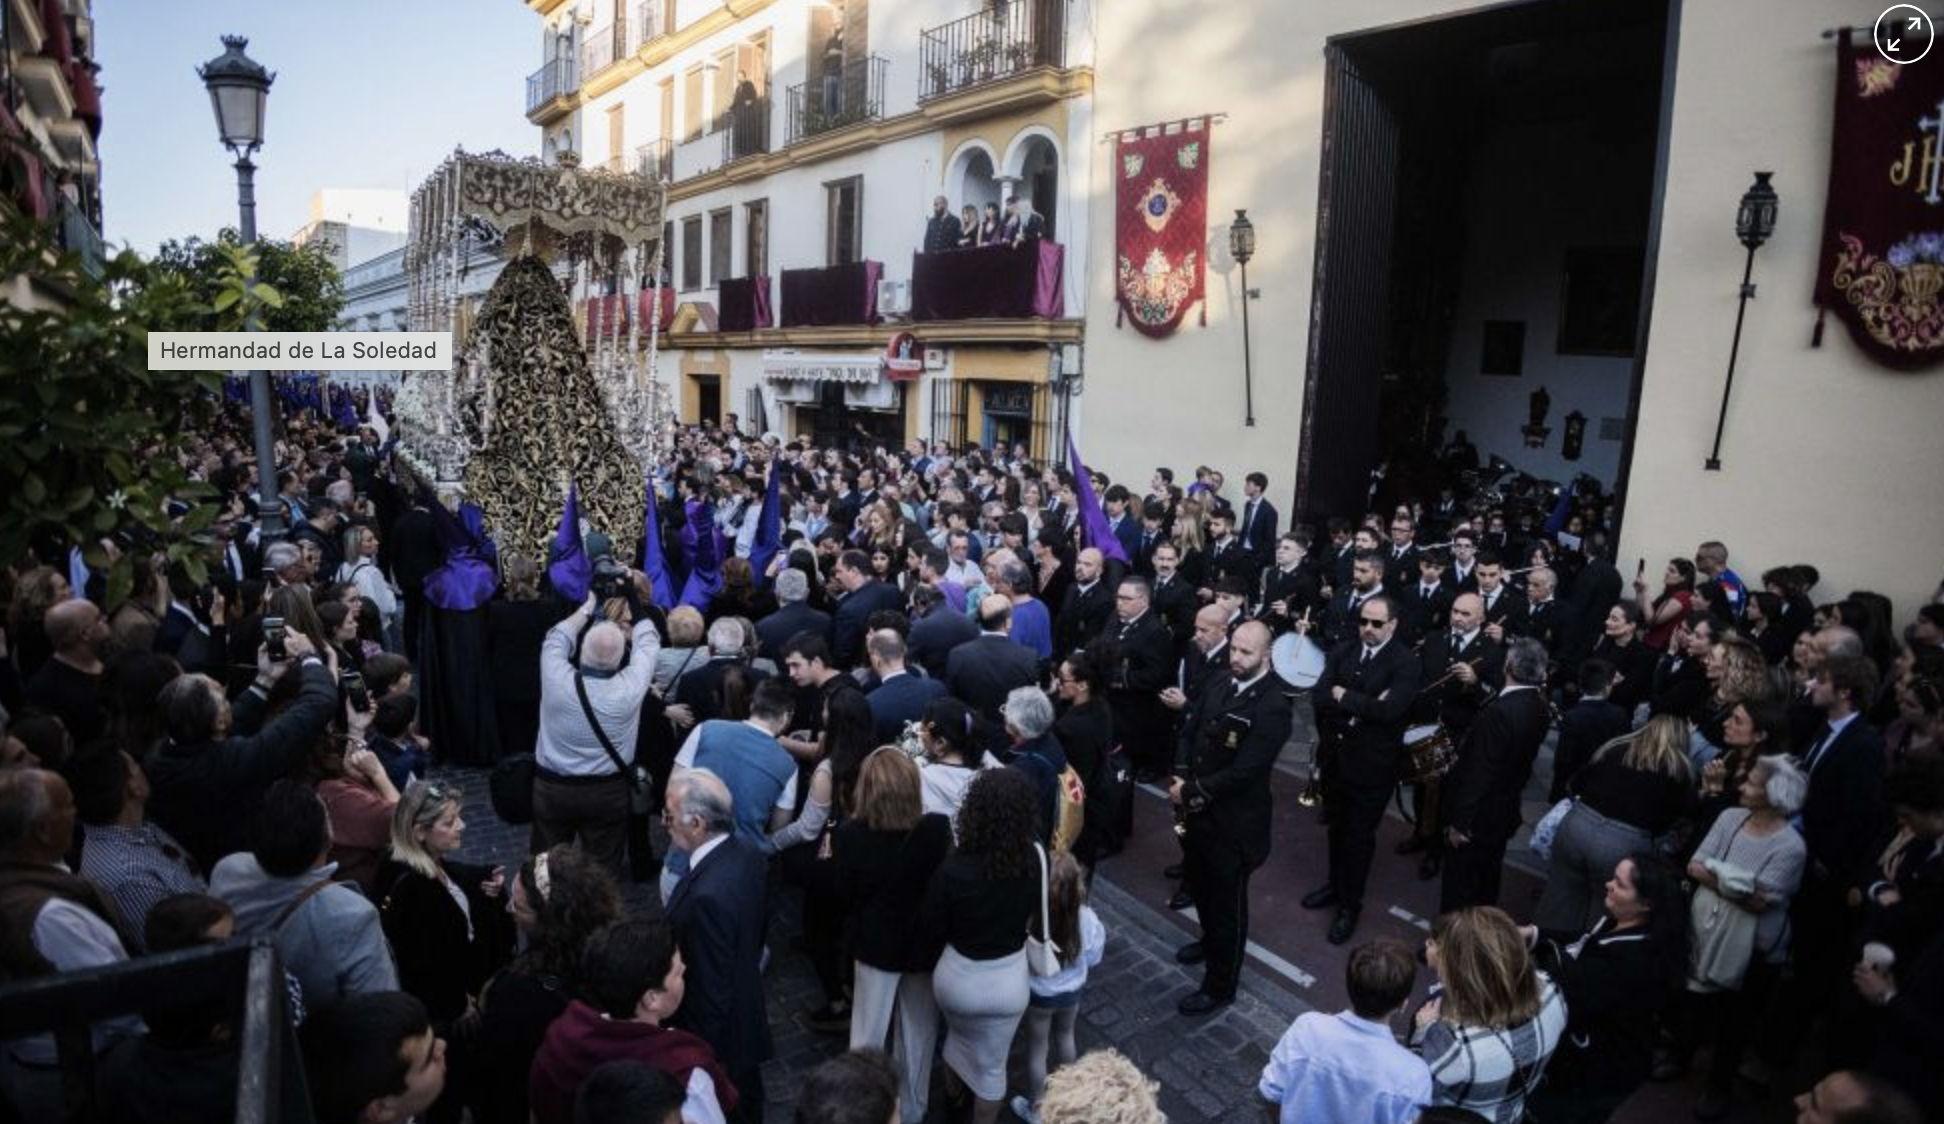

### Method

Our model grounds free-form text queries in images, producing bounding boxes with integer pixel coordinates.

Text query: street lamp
[198,35,283,536]
[1228,209,1257,427]
[1704,172,1777,471]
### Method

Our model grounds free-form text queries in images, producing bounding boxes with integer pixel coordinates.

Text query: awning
[761,350,883,384]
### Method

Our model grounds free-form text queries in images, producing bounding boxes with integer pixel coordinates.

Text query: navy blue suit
[666,835,772,1124]
[831,579,905,668]
[867,670,948,744]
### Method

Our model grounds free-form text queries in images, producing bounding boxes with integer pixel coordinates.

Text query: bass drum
[1399,723,1457,785]
[1271,632,1326,689]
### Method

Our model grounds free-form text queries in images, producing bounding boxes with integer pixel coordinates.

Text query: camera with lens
[591,555,631,603]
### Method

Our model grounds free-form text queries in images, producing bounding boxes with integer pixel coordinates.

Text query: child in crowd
[1011,850,1107,1124]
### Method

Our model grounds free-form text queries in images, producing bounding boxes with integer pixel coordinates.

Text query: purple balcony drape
[910,240,1064,321]
[717,275,774,332]
[779,261,882,327]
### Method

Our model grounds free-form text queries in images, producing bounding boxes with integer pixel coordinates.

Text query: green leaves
[153,228,341,334]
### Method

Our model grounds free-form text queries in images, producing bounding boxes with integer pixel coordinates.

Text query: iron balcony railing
[637,138,673,181]
[918,3,1066,101]
[581,22,618,79]
[720,95,770,166]
[627,0,666,54]
[785,55,888,146]
[525,57,576,113]
[58,197,106,279]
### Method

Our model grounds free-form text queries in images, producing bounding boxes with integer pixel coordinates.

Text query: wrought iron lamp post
[1229,209,1257,427]
[1705,171,1777,471]
[198,36,281,535]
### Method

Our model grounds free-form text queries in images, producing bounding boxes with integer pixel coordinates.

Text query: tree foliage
[0,204,250,606]
[152,227,342,333]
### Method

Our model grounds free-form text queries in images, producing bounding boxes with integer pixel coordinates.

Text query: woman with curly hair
[468,845,622,1124]
[1690,634,1777,762]
[7,564,70,679]
[921,767,1041,1124]
[1038,1049,1164,1124]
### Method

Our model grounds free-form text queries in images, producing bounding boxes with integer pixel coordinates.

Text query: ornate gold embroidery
[1829,233,1944,354]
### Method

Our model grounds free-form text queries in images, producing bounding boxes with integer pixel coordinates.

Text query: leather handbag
[1025,842,1063,978]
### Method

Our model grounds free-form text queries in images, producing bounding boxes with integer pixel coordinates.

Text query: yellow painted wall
[939,103,1070,173]
[1083,0,1944,612]
[950,345,1051,448]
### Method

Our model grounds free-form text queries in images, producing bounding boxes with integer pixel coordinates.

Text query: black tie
[1452,632,1463,652]
[1361,647,1375,666]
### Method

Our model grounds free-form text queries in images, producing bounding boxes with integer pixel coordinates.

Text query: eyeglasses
[1358,618,1389,628]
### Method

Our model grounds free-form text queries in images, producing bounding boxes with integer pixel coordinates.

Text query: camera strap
[573,671,640,792]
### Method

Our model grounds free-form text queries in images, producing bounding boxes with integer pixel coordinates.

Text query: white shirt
[1260,1009,1431,1124]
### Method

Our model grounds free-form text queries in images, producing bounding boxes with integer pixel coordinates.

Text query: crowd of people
[1,396,1941,1124]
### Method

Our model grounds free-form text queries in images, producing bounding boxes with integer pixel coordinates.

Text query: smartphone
[1636,558,1647,577]
[342,671,370,713]
[263,616,287,661]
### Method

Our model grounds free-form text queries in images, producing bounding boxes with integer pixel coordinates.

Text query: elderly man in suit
[866,629,947,743]
[945,595,1041,751]
[754,566,830,664]
[663,769,772,1124]
[1169,621,1293,1015]
[1437,638,1552,912]
[1304,593,1421,945]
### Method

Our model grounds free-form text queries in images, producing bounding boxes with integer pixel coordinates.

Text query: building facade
[1,0,105,308]
[290,188,410,274]
[522,0,1094,459]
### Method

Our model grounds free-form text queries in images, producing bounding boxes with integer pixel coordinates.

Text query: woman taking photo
[1673,754,1809,1119]
[310,722,397,897]
[1634,557,1696,651]
[469,846,622,1124]
[1533,716,1694,939]
[835,748,953,1123]
[1412,906,1568,1124]
[920,768,1041,1124]
[1525,856,1689,1124]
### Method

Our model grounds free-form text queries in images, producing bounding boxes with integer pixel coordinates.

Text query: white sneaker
[1009,1094,1042,1124]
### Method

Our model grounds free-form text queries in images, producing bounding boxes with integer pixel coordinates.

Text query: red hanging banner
[1114,120,1210,339]
[1815,34,1944,369]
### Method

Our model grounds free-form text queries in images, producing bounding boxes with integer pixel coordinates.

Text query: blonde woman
[1690,635,1777,767]
[1412,906,1568,1124]
[1171,496,1209,589]
[1534,715,1696,938]
[338,524,400,650]
[379,781,513,1031]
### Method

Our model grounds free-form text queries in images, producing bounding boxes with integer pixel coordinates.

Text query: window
[709,208,733,285]
[745,199,768,277]
[825,176,862,266]
[682,65,705,141]
[710,49,736,133]
[606,104,625,171]
[658,76,675,143]
[681,215,703,289]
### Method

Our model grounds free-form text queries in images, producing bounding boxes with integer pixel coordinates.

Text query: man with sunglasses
[1306,595,1421,946]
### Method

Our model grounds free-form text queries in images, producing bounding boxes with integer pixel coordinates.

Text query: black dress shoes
[1177,990,1232,1017]
[1394,835,1428,856]
[1327,907,1360,945]
[1168,890,1195,911]
[1174,941,1206,965]
[1163,863,1184,879]
[1300,884,1340,911]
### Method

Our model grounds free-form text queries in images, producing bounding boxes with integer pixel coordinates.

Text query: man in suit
[906,584,978,675]
[865,629,947,743]
[1395,550,1455,645]
[1158,604,1236,906]
[663,769,772,1124]
[753,567,830,664]
[1102,486,1143,562]
[1236,472,1279,557]
[1257,532,1322,636]
[1105,576,1177,784]
[1322,551,1388,650]
[1382,514,1420,597]
[1549,658,1630,802]
[1132,501,1170,577]
[944,595,1041,750]
[1438,638,1552,913]
[1202,510,1258,597]
[1003,195,1045,244]
[1056,548,1115,657]
[1169,621,1292,1016]
[1521,566,1569,662]
[674,618,771,724]
[1398,592,1504,877]
[1474,552,1529,642]
[1305,594,1421,945]
[922,195,962,254]
[829,549,904,668]
[1563,535,1624,669]
[1149,542,1199,656]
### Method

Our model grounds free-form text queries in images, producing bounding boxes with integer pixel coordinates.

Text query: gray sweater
[210,854,397,1006]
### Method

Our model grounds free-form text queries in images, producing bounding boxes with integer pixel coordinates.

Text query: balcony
[720,95,770,167]
[525,57,576,114]
[6,0,46,55]
[14,55,74,120]
[580,22,619,79]
[911,241,1065,321]
[785,55,888,146]
[918,3,1066,102]
[779,261,883,328]
[56,199,105,280]
[636,138,673,182]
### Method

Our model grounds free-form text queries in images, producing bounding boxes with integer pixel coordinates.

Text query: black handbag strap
[573,671,639,790]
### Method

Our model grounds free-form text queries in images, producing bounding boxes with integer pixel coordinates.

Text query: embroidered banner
[1815,34,1944,369]
[1114,120,1210,338]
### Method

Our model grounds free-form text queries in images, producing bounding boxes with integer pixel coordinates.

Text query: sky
[95,0,540,255]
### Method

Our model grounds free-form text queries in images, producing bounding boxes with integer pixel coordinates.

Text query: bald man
[1169,621,1293,1016]
[24,597,112,744]
[944,594,1041,751]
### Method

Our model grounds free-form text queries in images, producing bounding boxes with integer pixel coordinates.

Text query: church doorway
[1295,0,1674,538]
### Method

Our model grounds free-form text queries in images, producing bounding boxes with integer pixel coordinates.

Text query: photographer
[532,567,663,878]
